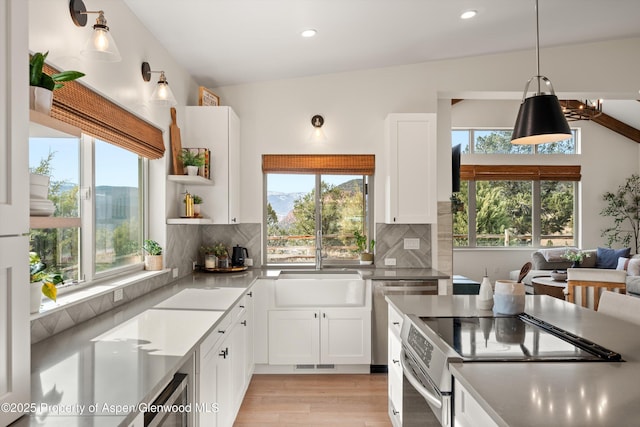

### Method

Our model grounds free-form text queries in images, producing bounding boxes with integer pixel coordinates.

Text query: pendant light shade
[511,0,571,145]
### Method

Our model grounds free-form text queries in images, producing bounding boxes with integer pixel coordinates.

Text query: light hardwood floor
[233,374,392,427]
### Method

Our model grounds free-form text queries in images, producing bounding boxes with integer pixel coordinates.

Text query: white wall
[28,0,200,251]
[213,37,640,282]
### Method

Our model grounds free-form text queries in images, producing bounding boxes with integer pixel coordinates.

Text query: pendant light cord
[535,0,541,94]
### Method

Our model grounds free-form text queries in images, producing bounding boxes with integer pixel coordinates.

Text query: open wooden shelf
[168,175,213,185]
[30,217,81,229]
[167,217,214,225]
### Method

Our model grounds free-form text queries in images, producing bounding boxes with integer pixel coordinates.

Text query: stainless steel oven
[400,313,623,426]
[144,373,189,427]
[372,280,437,367]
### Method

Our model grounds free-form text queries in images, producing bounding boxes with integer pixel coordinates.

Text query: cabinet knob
[393,359,400,365]
[231,217,236,223]
[247,291,253,297]
[241,320,247,326]
[392,409,399,416]
[314,313,318,318]
[392,322,400,326]
[322,312,326,318]
[218,330,225,334]
[239,305,245,308]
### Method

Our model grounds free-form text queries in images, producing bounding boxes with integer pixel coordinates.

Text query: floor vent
[295,364,315,370]
[316,364,335,369]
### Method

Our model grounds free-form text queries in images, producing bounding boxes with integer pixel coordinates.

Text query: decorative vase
[217,256,229,269]
[144,254,163,271]
[193,204,201,216]
[30,281,42,314]
[30,173,50,199]
[572,261,580,268]
[185,165,199,176]
[29,86,53,115]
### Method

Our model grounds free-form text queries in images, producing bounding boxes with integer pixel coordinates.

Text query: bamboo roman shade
[460,165,581,181]
[262,154,375,175]
[43,63,165,159]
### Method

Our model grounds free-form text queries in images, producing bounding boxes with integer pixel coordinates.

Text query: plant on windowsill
[178,149,205,176]
[29,51,84,114]
[30,252,63,313]
[354,230,375,265]
[142,239,163,271]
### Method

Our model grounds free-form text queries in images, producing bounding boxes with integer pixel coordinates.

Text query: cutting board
[170,107,184,175]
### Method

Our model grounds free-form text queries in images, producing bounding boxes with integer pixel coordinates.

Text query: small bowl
[550,270,567,281]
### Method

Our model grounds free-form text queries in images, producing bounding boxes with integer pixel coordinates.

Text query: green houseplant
[601,174,640,254]
[30,252,63,313]
[354,230,375,264]
[29,51,84,114]
[179,149,205,176]
[142,239,163,270]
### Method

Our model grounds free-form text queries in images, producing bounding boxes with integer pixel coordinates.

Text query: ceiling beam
[562,100,640,144]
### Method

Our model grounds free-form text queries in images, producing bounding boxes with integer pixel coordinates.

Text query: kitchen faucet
[315,229,323,270]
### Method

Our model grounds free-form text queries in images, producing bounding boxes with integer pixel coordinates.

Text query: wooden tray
[201,266,248,273]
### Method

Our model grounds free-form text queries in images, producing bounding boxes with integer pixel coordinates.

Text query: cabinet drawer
[388,305,403,338]
[231,295,248,321]
[388,334,402,376]
[201,315,231,358]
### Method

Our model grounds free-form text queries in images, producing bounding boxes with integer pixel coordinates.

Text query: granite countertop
[387,294,640,426]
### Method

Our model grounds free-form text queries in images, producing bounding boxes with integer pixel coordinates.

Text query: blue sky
[267,174,360,194]
[30,137,138,186]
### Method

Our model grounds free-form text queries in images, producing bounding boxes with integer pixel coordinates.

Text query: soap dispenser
[478,268,494,310]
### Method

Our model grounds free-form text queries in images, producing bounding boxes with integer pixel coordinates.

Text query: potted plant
[193,194,203,216]
[213,242,229,268]
[178,149,205,176]
[142,239,163,270]
[29,252,63,313]
[563,249,590,268]
[29,51,84,114]
[354,230,375,265]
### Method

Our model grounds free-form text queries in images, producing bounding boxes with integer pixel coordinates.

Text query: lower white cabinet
[268,308,371,365]
[454,378,499,427]
[198,292,254,427]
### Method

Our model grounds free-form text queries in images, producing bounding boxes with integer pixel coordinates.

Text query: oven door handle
[400,349,443,409]
[381,286,437,292]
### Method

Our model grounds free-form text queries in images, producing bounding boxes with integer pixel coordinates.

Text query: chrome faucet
[315,229,323,270]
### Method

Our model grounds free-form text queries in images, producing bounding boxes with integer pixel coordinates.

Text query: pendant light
[69,0,121,62]
[141,62,178,107]
[511,0,571,145]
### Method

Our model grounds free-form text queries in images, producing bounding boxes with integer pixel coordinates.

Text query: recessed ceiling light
[460,10,477,20]
[301,29,317,38]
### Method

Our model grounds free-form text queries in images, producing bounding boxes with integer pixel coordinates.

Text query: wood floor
[233,374,392,427]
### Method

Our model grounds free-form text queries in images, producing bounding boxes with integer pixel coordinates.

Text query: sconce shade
[81,22,121,62]
[511,94,571,144]
[150,78,177,107]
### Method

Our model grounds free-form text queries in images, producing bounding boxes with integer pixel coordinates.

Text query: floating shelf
[30,217,81,229]
[167,217,214,225]
[167,175,213,185]
[30,110,82,137]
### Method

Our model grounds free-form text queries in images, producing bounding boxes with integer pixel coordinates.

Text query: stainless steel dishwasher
[371,280,438,369]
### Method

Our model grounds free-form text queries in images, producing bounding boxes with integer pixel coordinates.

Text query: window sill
[30,269,170,321]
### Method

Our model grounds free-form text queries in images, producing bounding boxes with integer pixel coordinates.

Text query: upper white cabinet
[183,106,240,224]
[384,113,437,224]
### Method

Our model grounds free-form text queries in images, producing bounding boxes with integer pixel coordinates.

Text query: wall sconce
[69,0,121,62]
[141,62,177,106]
[310,115,327,142]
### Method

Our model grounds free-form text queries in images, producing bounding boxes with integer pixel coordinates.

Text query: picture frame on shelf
[198,86,220,106]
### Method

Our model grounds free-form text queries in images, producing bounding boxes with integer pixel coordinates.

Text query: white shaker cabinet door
[0,0,29,237]
[385,113,437,224]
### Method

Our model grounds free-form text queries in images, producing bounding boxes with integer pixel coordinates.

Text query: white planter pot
[30,281,42,314]
[29,86,53,115]
[30,173,50,199]
[185,165,199,176]
[193,204,201,216]
[144,255,163,271]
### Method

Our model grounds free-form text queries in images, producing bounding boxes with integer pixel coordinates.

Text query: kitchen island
[387,294,640,426]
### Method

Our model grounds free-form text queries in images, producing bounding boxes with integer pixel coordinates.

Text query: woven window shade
[460,165,581,181]
[262,154,375,175]
[43,63,164,159]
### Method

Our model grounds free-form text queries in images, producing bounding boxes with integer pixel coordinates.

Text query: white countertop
[387,294,640,426]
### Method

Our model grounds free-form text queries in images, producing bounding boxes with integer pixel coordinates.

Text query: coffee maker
[231,245,249,267]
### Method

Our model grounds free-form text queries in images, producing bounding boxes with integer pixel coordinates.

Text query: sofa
[509,247,640,297]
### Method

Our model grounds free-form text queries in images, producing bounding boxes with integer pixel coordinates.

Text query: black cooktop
[417,314,623,362]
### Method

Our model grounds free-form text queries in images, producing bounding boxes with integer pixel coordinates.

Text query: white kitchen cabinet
[268,308,371,365]
[252,279,270,364]
[454,378,499,427]
[0,2,30,426]
[384,113,437,224]
[198,292,254,427]
[183,106,240,224]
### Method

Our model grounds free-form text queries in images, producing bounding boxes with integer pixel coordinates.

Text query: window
[452,129,580,248]
[262,154,374,265]
[29,134,145,290]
